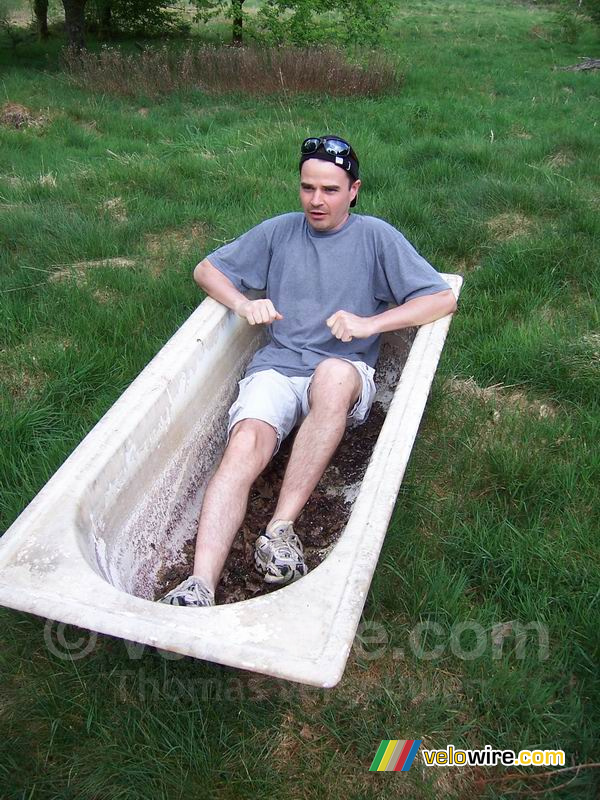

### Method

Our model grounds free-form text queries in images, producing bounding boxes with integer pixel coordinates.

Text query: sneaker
[254,519,308,585]
[159,576,215,607]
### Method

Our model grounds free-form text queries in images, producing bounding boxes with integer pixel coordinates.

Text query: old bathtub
[0,274,461,687]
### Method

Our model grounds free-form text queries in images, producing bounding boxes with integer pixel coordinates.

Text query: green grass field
[1,1,599,797]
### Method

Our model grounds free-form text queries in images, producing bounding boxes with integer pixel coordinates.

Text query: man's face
[300,159,360,233]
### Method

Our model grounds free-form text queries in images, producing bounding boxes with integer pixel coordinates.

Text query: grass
[62,45,401,97]
[1,0,599,797]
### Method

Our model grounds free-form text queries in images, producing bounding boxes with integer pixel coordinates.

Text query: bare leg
[192,419,277,591]
[269,359,361,524]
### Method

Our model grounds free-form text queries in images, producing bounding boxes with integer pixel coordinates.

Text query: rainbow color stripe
[369,740,422,772]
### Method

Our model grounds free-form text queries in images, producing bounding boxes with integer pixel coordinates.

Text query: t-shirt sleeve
[204,221,272,292]
[373,224,450,305]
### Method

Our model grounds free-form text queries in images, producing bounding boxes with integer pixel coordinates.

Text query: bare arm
[327,289,458,342]
[369,289,457,333]
[193,258,282,324]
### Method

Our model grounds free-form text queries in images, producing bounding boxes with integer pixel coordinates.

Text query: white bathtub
[0,274,462,687]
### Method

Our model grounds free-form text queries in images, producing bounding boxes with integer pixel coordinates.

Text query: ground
[0,0,599,797]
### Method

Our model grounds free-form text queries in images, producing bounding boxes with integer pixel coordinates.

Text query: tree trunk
[232,0,244,45]
[99,1,112,40]
[61,0,87,51]
[33,0,49,40]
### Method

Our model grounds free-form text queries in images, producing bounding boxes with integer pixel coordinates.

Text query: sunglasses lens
[301,137,352,157]
[323,138,351,156]
[301,138,321,154]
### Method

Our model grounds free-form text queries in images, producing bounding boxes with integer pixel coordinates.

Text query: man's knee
[309,359,361,413]
[228,418,277,465]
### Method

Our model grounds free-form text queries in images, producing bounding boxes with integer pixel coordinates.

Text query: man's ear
[350,178,361,202]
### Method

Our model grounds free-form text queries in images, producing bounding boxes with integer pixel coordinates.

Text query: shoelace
[179,577,213,605]
[267,528,303,559]
[194,582,213,603]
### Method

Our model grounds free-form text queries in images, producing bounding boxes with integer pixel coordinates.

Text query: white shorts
[227,359,376,454]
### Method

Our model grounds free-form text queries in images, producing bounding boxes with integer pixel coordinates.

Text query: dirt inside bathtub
[155,401,387,604]
[155,342,408,604]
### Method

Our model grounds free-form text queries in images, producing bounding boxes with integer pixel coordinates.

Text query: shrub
[553,0,600,42]
[0,0,21,42]
[193,0,398,47]
[252,0,397,47]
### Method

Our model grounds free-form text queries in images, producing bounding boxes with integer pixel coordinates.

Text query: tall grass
[63,45,402,98]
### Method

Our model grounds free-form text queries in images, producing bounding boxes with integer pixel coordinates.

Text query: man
[160,135,457,607]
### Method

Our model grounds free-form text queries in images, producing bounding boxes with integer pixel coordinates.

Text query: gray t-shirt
[206,212,450,377]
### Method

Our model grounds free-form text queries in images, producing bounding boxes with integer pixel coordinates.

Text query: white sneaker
[254,519,308,585]
[159,576,215,607]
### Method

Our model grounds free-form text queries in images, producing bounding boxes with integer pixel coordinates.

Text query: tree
[232,0,244,44]
[194,0,247,45]
[33,0,49,39]
[62,0,88,50]
[97,0,112,38]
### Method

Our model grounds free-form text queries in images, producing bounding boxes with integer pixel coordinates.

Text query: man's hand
[235,298,283,326]
[326,311,374,343]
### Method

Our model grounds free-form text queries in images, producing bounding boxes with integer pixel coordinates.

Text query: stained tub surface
[0,274,462,687]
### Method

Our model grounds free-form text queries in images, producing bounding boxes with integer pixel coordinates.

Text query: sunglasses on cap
[300,137,352,157]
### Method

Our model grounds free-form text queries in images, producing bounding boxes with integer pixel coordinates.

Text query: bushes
[194,0,398,47]
[0,0,21,43]
[553,0,600,42]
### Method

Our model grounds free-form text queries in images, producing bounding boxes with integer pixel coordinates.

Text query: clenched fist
[326,310,375,342]
[235,298,283,326]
